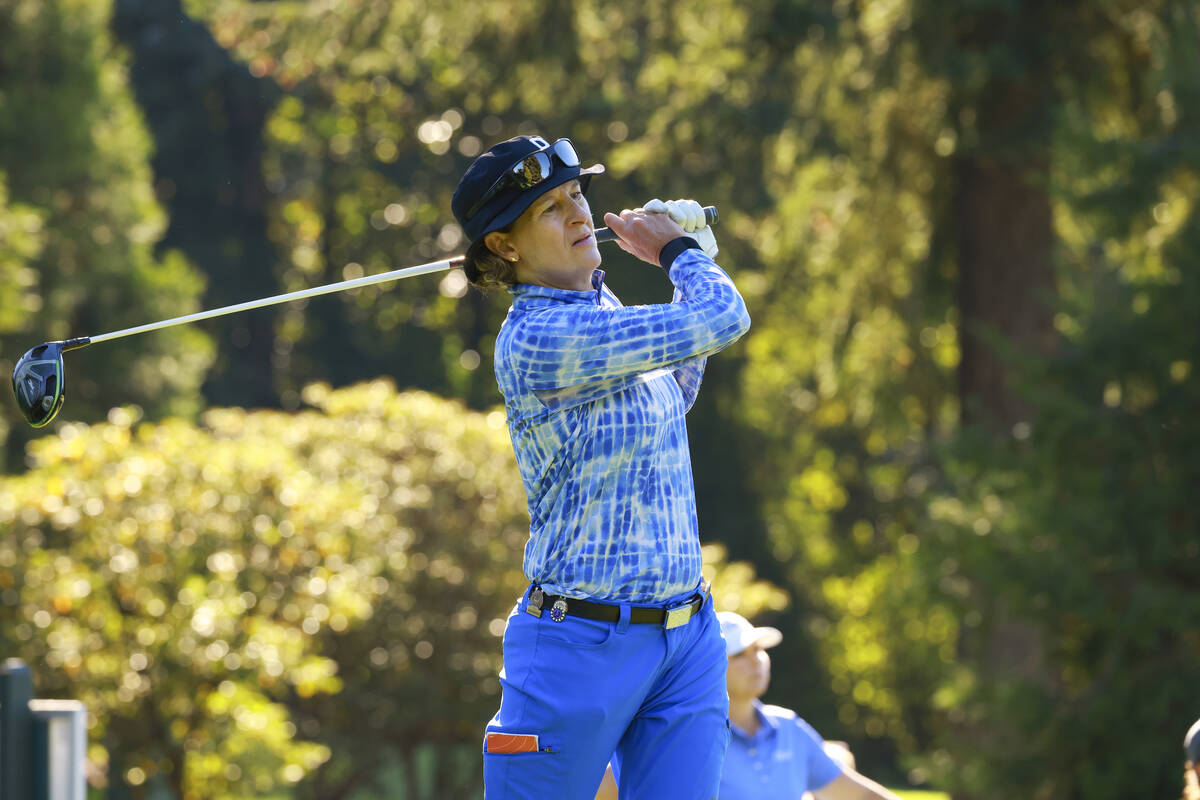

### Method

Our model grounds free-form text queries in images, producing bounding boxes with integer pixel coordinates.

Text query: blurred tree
[704,542,790,620]
[0,382,785,799]
[178,0,612,410]
[112,0,283,410]
[731,1,1200,798]
[902,6,1200,796]
[892,198,1200,800]
[149,0,944,785]
[0,174,45,452]
[12,0,1192,795]
[0,385,517,797]
[916,0,1064,429]
[0,0,212,469]
[178,0,778,634]
[272,383,533,799]
[161,0,787,744]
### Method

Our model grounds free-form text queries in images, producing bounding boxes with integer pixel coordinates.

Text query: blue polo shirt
[494,249,750,603]
[718,702,843,800]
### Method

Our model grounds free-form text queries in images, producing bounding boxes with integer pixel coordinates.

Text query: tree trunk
[112,0,282,409]
[949,61,1062,800]
[954,151,1057,430]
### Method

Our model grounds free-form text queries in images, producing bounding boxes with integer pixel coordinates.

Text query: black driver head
[12,341,67,428]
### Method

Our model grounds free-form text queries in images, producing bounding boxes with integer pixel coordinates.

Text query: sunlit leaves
[0,384,529,795]
[0,176,44,334]
[0,0,211,462]
[702,543,789,618]
[9,1,1193,796]
[1,379,790,795]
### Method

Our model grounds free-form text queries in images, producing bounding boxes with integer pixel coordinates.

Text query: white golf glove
[643,198,718,259]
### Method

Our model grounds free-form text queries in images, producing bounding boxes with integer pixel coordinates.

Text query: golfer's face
[509,180,601,291]
[726,642,771,700]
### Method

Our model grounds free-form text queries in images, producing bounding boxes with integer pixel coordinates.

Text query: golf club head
[12,341,68,428]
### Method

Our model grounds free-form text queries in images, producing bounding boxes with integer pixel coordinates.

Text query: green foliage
[0,174,46,449]
[0,383,785,797]
[0,0,212,467]
[910,204,1200,799]
[5,0,1199,797]
[892,791,950,800]
[741,3,1200,798]
[0,175,44,335]
[0,384,518,797]
[704,543,790,618]
[175,0,814,407]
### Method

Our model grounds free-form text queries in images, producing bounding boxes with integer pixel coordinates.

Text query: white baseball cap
[717,611,783,657]
[1185,717,1200,763]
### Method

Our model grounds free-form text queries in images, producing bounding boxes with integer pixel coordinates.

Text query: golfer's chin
[567,246,602,280]
[580,247,602,272]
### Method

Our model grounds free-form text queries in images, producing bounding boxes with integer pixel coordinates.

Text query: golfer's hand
[602,208,688,268]
[644,198,719,259]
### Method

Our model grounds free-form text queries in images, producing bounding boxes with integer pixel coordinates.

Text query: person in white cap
[717,611,906,800]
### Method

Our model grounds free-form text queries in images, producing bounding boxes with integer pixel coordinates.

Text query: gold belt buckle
[663,602,693,630]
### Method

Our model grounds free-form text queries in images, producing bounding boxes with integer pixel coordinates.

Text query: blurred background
[2,0,1199,797]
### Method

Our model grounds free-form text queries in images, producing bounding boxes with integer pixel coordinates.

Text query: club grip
[595,205,718,243]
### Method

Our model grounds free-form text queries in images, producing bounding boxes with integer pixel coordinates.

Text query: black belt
[525,585,708,630]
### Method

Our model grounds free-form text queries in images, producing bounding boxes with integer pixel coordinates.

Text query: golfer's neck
[728,697,760,736]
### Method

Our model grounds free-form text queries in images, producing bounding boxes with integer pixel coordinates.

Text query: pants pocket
[534,613,615,649]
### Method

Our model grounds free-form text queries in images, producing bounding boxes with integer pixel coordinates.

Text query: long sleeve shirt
[493,248,750,603]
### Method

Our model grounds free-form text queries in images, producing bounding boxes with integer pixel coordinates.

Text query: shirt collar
[731,701,780,741]
[753,700,781,731]
[510,269,607,307]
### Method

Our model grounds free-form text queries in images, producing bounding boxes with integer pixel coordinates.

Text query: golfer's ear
[485,231,518,262]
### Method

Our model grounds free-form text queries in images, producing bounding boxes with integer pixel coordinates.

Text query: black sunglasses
[466,138,582,222]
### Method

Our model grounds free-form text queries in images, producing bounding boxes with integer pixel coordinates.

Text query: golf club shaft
[82,205,718,347]
[86,257,463,346]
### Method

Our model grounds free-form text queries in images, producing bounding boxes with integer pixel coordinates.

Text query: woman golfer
[451,134,750,799]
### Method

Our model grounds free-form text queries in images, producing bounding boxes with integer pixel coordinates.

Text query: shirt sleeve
[796,719,844,791]
[670,355,706,412]
[667,280,707,411]
[508,249,749,394]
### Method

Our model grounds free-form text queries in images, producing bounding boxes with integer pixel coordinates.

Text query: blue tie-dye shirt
[495,248,751,603]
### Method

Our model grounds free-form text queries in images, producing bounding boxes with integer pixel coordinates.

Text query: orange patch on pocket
[485,732,540,754]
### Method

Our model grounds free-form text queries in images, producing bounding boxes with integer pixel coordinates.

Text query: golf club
[12,206,719,428]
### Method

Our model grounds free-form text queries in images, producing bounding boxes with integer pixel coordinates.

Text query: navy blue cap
[452,135,605,243]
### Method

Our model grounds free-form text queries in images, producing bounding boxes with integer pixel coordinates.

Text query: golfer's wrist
[658,236,701,271]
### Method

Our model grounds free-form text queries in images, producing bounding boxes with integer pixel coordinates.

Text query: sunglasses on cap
[465,138,582,222]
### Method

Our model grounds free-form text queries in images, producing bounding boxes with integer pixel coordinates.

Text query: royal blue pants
[482,585,730,800]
